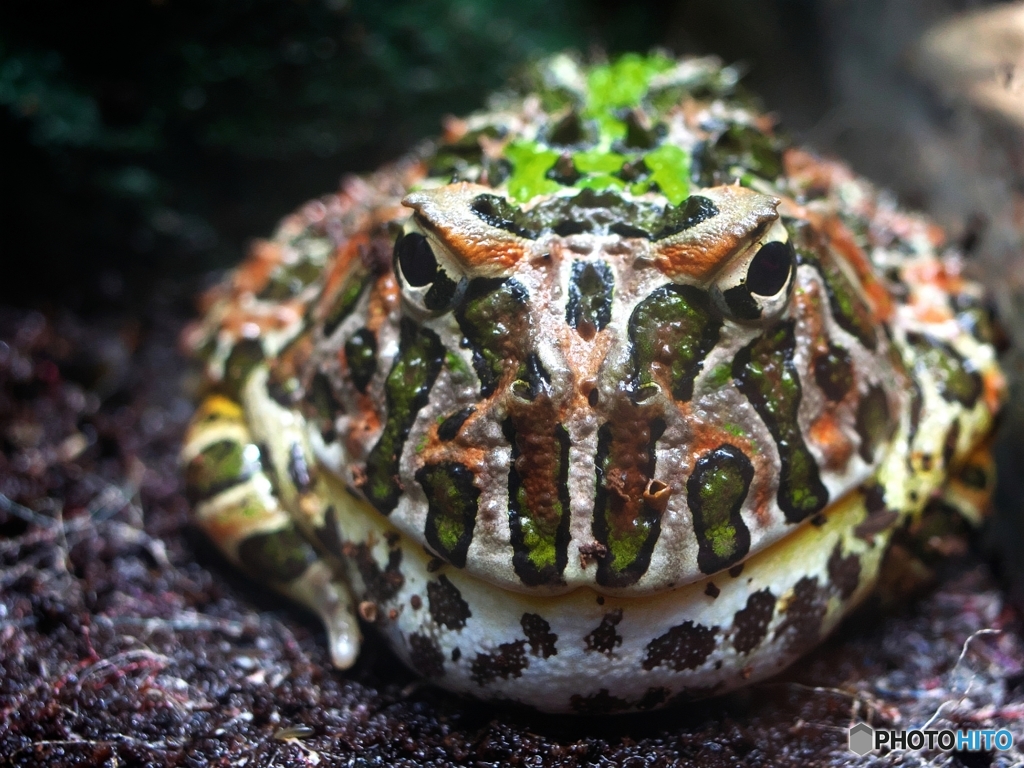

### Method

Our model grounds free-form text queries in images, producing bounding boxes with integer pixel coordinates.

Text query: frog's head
[386,182,903,590]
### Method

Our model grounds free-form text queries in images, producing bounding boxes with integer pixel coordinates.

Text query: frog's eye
[710,221,794,322]
[394,231,467,313]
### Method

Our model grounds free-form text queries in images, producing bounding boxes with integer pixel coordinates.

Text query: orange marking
[808,411,855,471]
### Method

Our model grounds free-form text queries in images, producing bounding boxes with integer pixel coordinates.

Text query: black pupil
[396,232,437,287]
[746,241,793,296]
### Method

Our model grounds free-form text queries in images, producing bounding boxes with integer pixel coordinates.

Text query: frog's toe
[284,558,361,668]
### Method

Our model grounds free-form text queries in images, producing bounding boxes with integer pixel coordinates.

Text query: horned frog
[181,53,1004,713]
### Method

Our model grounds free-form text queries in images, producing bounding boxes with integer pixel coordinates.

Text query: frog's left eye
[394,231,467,313]
[710,221,795,322]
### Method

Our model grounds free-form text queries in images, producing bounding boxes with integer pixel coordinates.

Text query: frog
[180,53,1005,713]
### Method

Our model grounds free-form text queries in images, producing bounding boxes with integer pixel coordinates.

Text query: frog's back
[186,53,1002,598]
[182,53,1003,712]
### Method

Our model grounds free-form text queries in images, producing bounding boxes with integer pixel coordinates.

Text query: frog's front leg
[181,393,361,667]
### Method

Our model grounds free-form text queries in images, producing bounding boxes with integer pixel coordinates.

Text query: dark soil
[2,300,1023,767]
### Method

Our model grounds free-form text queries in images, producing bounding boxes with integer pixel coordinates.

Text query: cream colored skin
[181,56,1004,713]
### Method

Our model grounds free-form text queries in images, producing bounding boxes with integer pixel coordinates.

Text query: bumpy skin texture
[181,54,1005,713]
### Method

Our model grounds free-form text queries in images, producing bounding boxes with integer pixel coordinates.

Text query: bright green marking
[697,464,745,559]
[573,150,625,174]
[722,423,746,439]
[519,505,559,571]
[363,321,444,513]
[910,338,981,407]
[733,323,828,522]
[324,266,371,335]
[186,439,258,500]
[237,528,314,583]
[644,144,690,205]
[456,280,528,397]
[575,174,626,192]
[444,350,471,380]
[706,362,733,389]
[419,463,477,559]
[629,285,720,402]
[585,53,673,113]
[817,259,876,350]
[606,516,651,575]
[505,141,561,202]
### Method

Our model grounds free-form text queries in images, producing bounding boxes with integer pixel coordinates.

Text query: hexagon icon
[849,722,874,755]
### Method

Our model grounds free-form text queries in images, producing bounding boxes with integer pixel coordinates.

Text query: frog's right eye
[394,231,467,313]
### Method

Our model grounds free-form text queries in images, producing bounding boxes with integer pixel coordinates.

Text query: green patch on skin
[223,339,264,396]
[237,528,315,583]
[732,322,829,522]
[629,285,721,402]
[361,319,445,514]
[592,418,666,588]
[816,258,877,351]
[186,439,260,502]
[643,144,690,205]
[688,445,753,574]
[586,53,674,114]
[418,462,480,568]
[907,332,982,409]
[575,174,626,192]
[455,279,529,398]
[444,350,471,380]
[505,420,572,586]
[323,266,372,336]
[573,150,626,174]
[505,141,561,202]
[705,362,733,390]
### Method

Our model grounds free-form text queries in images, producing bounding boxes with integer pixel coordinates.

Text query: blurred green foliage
[0,0,672,307]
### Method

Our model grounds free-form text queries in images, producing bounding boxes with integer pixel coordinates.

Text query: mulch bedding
[2,298,1024,768]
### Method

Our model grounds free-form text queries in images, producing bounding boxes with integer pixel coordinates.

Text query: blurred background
[2,0,1021,312]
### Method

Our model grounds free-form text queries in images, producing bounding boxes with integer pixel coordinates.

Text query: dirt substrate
[2,301,1024,768]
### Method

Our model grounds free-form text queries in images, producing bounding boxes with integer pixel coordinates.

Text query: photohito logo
[848,722,1014,755]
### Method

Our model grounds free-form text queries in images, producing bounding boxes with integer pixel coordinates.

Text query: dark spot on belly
[408,632,445,678]
[729,564,745,578]
[314,505,343,558]
[705,582,720,598]
[347,542,404,603]
[773,576,828,656]
[470,640,528,685]
[854,484,899,542]
[827,543,861,600]
[584,609,623,654]
[731,588,776,655]
[427,575,471,630]
[642,621,718,671]
[521,614,557,658]
[569,689,630,715]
